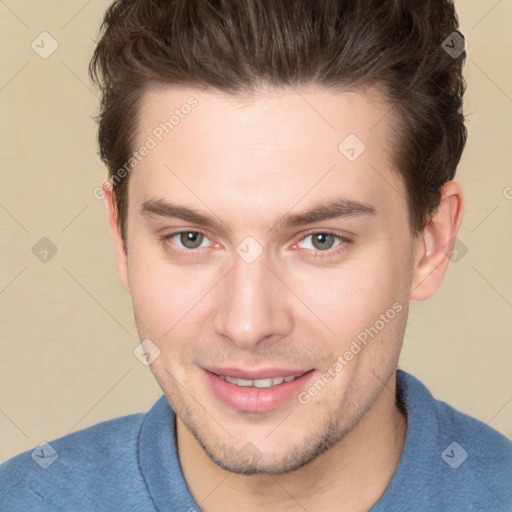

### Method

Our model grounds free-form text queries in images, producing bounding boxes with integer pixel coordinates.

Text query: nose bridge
[213,251,293,347]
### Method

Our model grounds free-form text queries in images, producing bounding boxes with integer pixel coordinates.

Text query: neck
[177,372,407,512]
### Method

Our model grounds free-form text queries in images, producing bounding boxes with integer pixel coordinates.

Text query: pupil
[313,233,333,250]
[181,232,202,249]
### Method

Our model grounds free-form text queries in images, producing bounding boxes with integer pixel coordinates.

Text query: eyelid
[292,230,351,254]
[164,228,213,249]
[299,228,351,241]
[161,228,352,257]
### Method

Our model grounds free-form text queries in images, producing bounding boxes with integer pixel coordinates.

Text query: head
[89,0,466,474]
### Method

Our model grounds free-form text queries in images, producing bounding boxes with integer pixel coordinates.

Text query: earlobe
[103,182,131,295]
[409,181,464,301]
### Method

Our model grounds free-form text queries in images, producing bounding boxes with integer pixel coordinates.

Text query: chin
[187,413,350,476]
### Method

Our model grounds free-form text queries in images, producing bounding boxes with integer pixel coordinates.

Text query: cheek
[127,249,186,336]
[285,242,411,342]
[127,242,226,344]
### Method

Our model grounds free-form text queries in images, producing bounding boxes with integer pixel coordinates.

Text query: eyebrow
[140,197,376,232]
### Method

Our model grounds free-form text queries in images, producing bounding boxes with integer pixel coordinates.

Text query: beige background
[1,0,511,462]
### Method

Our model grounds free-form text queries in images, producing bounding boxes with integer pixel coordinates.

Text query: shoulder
[397,370,512,511]
[0,409,152,511]
[434,392,512,502]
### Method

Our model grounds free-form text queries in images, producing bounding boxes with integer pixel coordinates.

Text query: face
[116,85,419,474]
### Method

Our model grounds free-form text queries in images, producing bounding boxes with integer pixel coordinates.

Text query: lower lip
[203,369,315,413]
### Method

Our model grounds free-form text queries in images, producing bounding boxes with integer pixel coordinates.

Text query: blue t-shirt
[1,370,511,511]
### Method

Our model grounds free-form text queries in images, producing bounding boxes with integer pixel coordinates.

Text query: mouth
[202,366,316,413]
[219,373,304,388]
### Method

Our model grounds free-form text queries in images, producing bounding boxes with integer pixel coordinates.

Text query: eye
[296,232,349,255]
[301,233,338,251]
[169,230,209,250]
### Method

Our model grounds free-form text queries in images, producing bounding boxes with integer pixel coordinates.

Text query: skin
[104,85,463,511]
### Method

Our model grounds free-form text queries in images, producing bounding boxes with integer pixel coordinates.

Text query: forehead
[137,84,392,155]
[128,85,406,230]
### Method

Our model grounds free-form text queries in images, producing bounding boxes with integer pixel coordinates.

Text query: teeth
[221,375,299,388]
[254,378,274,388]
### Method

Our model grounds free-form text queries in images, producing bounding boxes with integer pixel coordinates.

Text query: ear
[103,182,130,294]
[409,180,464,301]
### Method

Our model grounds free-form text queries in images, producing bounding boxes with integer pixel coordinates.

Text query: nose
[212,251,294,349]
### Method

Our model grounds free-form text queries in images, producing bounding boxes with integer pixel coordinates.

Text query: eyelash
[297,230,352,258]
[161,229,352,259]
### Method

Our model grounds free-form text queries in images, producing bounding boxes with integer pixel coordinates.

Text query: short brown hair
[89,0,467,241]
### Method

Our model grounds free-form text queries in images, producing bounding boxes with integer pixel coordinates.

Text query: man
[1,0,510,510]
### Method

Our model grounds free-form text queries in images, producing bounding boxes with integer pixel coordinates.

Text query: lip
[202,367,316,413]
[203,365,310,381]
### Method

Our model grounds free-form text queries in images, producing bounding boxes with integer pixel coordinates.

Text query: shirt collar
[138,395,198,510]
[370,369,439,510]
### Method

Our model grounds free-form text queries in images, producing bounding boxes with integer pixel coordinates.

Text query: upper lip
[203,366,312,380]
